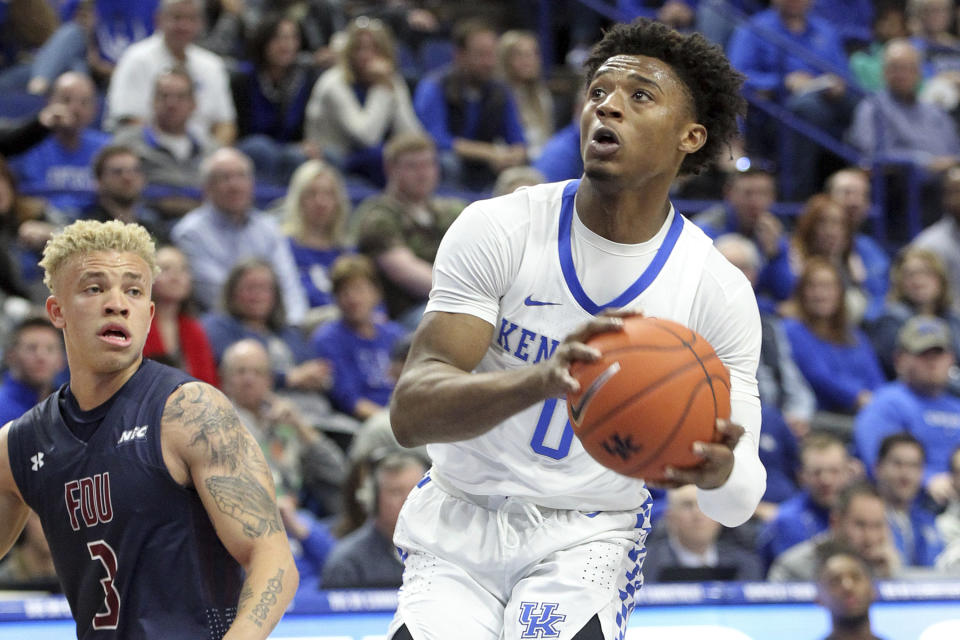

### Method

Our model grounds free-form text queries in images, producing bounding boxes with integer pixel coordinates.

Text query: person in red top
[142,245,219,385]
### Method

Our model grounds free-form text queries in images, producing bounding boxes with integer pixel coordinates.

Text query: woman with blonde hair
[866,246,960,380]
[282,159,354,315]
[498,30,554,159]
[304,17,421,185]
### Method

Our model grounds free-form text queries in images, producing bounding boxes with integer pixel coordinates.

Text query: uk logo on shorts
[518,601,566,638]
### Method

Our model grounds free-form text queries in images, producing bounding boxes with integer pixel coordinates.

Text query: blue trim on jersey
[557,179,685,315]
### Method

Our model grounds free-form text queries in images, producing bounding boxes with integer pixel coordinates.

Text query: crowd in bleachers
[3,0,960,594]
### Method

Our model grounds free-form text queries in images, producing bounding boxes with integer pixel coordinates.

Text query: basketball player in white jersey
[388,19,765,640]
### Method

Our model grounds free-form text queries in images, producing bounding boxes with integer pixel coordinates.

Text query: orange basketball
[566,315,730,482]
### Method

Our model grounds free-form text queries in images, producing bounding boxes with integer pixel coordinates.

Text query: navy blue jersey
[7,359,244,639]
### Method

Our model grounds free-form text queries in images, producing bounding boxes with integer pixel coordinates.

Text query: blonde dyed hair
[40,220,159,292]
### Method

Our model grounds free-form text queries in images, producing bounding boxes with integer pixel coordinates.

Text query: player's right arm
[0,424,30,558]
[391,311,623,447]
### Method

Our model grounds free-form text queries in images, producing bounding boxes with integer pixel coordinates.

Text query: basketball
[566,316,731,481]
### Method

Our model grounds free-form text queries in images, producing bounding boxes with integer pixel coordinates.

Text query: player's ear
[678,123,706,155]
[46,295,66,329]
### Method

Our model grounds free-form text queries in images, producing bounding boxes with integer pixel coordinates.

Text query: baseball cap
[897,315,952,354]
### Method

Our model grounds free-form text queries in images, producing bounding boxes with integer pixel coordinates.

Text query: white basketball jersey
[425,180,759,511]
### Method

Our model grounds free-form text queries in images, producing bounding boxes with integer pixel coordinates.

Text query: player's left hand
[650,419,743,490]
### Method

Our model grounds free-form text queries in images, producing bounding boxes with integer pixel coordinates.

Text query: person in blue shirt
[854,314,960,506]
[311,254,407,420]
[532,117,583,183]
[0,317,65,426]
[872,432,944,567]
[782,257,886,414]
[757,430,855,568]
[12,71,109,217]
[727,0,859,200]
[413,18,526,192]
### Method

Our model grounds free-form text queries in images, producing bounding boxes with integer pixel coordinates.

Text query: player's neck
[68,356,143,410]
[576,178,672,243]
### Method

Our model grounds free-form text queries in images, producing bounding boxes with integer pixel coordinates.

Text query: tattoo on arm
[247,568,285,628]
[237,585,253,611]
[168,385,281,538]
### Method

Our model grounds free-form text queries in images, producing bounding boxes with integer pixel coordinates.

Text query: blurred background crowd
[3,0,960,596]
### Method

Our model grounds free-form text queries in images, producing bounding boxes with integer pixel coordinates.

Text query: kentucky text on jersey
[496,318,560,363]
[65,473,114,531]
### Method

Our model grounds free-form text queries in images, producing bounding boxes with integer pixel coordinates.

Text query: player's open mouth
[98,324,131,346]
[588,127,620,157]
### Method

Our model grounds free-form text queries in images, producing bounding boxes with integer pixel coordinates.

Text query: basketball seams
[573,353,720,439]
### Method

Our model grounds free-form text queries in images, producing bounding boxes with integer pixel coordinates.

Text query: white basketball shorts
[387,472,652,640]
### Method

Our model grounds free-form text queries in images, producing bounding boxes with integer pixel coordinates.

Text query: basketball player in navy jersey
[386,19,764,640]
[0,220,298,639]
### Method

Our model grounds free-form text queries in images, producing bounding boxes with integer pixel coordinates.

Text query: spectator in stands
[692,169,786,310]
[80,145,165,241]
[854,315,960,505]
[912,163,960,298]
[769,482,901,581]
[0,0,59,93]
[727,0,858,200]
[0,316,64,425]
[112,67,210,219]
[142,245,218,386]
[231,14,319,186]
[873,432,944,567]
[865,247,960,383]
[203,258,330,393]
[256,0,345,69]
[12,71,108,217]
[0,512,57,591]
[781,258,885,414]
[106,0,236,146]
[171,147,309,323]
[498,30,554,160]
[935,445,960,547]
[813,540,882,640]
[848,39,960,176]
[413,18,526,191]
[906,0,960,90]
[25,0,160,96]
[282,159,353,320]
[321,450,427,589]
[311,255,406,420]
[220,338,347,518]
[641,484,765,583]
[849,2,909,92]
[352,132,466,326]
[825,167,890,316]
[764,194,880,323]
[305,16,421,187]
[758,430,856,567]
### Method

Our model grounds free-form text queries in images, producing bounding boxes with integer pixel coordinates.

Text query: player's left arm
[161,382,298,639]
[660,258,766,527]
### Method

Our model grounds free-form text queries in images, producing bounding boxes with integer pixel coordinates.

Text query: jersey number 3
[88,540,120,630]
[529,398,574,460]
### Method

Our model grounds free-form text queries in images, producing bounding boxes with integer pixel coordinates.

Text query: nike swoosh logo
[524,295,561,307]
[569,362,621,424]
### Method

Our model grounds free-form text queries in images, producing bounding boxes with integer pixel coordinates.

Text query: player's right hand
[542,314,631,397]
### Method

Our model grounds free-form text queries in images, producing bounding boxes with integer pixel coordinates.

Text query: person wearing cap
[854,315,960,505]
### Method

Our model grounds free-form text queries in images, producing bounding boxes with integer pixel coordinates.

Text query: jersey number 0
[529,398,574,460]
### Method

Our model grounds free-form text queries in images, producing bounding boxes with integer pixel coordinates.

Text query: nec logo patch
[518,601,566,638]
[117,425,149,445]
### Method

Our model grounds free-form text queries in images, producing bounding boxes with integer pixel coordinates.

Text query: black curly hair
[583,18,746,176]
